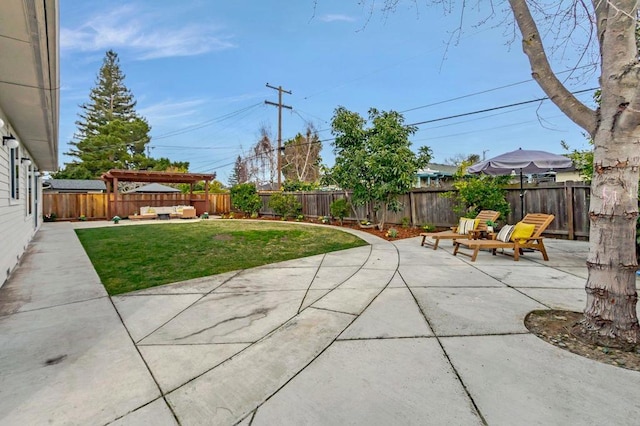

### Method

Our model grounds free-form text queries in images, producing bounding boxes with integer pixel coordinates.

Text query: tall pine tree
[74,50,140,140]
[55,50,183,179]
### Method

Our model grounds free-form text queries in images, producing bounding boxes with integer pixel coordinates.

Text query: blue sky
[59,0,598,184]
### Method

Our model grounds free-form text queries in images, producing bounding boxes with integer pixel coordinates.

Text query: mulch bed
[224,214,424,241]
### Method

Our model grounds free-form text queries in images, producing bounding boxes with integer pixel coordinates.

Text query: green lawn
[75,221,368,295]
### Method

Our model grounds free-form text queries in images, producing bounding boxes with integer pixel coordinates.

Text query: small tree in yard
[330,198,351,225]
[230,183,262,217]
[268,192,302,219]
[447,161,511,221]
[326,106,432,230]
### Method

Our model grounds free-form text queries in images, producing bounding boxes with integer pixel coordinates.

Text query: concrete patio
[1,221,639,425]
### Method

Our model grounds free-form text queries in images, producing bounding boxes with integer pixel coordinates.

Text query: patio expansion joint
[212,289,309,294]
[436,331,532,339]
[308,306,357,317]
[467,263,569,312]
[137,341,256,347]
[400,269,489,425]
[336,335,435,341]
[131,271,243,344]
[0,294,109,319]
[296,245,373,314]
[105,295,181,424]
[104,395,169,425]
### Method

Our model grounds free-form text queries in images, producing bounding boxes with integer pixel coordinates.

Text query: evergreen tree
[228,155,248,186]
[55,50,169,179]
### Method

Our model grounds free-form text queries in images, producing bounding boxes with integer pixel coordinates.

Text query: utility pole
[265,83,292,189]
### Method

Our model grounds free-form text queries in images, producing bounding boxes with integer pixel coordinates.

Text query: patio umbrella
[467,148,573,219]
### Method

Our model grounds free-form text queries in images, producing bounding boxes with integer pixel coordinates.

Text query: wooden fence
[259,182,591,240]
[44,182,590,239]
[43,193,230,220]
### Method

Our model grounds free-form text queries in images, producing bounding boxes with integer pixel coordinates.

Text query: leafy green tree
[326,106,432,229]
[230,183,262,216]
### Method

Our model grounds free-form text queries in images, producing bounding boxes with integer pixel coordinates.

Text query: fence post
[565,181,575,240]
[409,191,416,226]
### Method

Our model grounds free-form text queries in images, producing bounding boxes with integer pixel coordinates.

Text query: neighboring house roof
[125,183,181,193]
[257,183,280,191]
[417,163,458,178]
[44,179,106,192]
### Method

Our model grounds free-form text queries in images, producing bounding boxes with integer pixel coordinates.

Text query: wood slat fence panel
[44,183,590,240]
[44,193,229,220]
[258,182,591,239]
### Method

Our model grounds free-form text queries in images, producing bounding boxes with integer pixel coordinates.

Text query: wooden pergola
[101,169,216,218]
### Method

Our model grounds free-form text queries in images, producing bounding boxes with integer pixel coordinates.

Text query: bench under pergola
[101,169,216,219]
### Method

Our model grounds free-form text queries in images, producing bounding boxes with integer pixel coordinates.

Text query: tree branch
[508,0,598,136]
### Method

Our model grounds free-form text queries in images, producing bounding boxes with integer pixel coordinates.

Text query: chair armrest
[523,236,544,243]
[468,229,481,239]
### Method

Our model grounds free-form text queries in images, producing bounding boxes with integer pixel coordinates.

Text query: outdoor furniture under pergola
[101,169,216,219]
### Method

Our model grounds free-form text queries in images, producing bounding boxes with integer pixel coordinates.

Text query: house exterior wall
[555,171,584,183]
[0,109,41,288]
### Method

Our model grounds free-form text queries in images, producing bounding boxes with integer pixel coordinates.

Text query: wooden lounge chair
[452,213,555,261]
[420,210,500,250]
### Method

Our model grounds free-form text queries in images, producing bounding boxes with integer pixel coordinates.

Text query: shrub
[422,223,435,232]
[330,198,350,225]
[401,216,411,228]
[282,180,318,192]
[268,192,302,219]
[386,228,398,238]
[445,173,511,220]
[230,183,262,216]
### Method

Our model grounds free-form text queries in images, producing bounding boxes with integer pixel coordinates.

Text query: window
[10,147,19,200]
[27,165,33,215]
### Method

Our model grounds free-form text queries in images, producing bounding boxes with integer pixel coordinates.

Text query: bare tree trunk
[578,0,640,346]
[582,127,640,346]
[509,0,640,345]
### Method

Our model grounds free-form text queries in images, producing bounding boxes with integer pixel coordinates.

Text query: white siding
[0,112,41,288]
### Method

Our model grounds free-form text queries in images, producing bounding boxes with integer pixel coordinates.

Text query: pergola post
[113,177,119,218]
[204,179,210,213]
[105,179,111,219]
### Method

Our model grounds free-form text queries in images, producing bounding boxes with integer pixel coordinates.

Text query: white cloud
[61,5,235,59]
[139,99,208,127]
[319,14,356,23]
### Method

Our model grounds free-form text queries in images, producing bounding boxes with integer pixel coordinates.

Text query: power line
[152,102,264,140]
[399,64,595,114]
[406,87,598,127]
